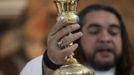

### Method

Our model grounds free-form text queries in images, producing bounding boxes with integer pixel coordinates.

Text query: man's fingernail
[78,32,83,36]
[74,24,80,28]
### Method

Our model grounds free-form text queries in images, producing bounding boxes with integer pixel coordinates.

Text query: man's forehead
[83,10,120,27]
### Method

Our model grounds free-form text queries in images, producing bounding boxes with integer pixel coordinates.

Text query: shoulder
[20,55,43,75]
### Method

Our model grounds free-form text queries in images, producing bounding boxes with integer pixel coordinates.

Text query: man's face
[80,11,122,70]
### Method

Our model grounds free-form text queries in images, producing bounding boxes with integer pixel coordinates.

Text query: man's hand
[47,19,83,65]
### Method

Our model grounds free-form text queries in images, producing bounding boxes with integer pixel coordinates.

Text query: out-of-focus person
[0,8,49,75]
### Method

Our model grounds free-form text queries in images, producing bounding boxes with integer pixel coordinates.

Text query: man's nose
[98,30,112,43]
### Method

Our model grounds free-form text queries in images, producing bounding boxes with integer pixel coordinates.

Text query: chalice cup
[53,0,95,75]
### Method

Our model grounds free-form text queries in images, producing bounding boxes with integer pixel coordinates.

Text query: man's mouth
[96,48,114,57]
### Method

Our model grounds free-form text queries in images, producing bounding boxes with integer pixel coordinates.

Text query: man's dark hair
[75,4,134,75]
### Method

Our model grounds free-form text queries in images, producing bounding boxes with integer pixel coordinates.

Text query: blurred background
[0,0,134,75]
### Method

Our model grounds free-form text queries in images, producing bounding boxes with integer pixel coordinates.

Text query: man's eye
[109,28,120,36]
[88,28,100,35]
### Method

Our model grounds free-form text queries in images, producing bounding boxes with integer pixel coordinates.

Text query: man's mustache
[95,44,115,53]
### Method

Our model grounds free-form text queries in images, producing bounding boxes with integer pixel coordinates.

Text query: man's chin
[90,55,115,71]
[92,61,115,71]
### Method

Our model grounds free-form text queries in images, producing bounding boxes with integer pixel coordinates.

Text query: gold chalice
[53,0,94,75]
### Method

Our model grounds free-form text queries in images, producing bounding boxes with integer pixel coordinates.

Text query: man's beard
[85,45,121,71]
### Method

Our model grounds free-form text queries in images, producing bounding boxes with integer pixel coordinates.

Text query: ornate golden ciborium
[53,0,94,75]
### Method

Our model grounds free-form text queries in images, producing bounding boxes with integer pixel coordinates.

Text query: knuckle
[57,29,66,37]
[47,38,53,44]
[69,46,74,51]
[73,34,79,39]
[70,34,75,40]
[61,30,66,36]
[63,35,77,45]
[68,25,74,31]
[73,32,82,39]
[62,37,68,43]
[63,25,73,33]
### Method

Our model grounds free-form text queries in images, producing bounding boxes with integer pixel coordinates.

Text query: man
[20,4,134,75]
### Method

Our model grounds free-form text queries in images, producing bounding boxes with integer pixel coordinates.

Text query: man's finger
[61,32,83,47]
[61,43,78,58]
[54,24,80,41]
[49,19,67,36]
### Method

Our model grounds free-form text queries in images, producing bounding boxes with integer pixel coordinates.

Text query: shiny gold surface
[54,0,79,23]
[53,0,94,75]
[54,64,94,75]
[53,53,94,75]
